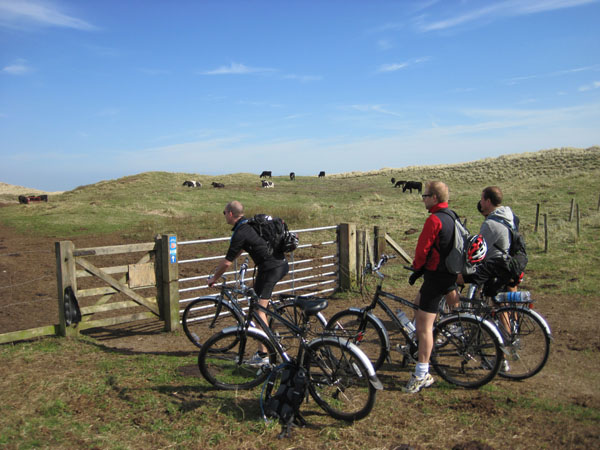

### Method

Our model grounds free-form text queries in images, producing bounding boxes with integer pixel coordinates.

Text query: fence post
[535,203,540,233]
[374,226,386,261]
[569,198,575,222]
[338,223,357,291]
[157,234,180,331]
[55,241,79,337]
[576,203,581,238]
[544,214,549,253]
[356,229,366,288]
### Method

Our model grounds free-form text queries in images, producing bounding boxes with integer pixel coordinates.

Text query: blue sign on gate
[169,236,177,263]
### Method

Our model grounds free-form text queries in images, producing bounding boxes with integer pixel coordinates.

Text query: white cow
[261,180,274,188]
[183,180,201,188]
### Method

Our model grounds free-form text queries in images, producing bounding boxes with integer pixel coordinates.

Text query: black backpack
[248,214,299,255]
[488,215,528,282]
[263,363,307,438]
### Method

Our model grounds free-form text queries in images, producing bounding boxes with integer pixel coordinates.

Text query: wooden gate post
[55,241,79,337]
[338,223,357,291]
[374,226,386,261]
[157,234,180,331]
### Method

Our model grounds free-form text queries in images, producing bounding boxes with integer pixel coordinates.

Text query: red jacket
[413,202,450,272]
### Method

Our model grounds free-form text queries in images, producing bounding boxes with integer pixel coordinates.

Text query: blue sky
[1,0,599,191]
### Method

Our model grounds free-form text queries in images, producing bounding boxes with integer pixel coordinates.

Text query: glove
[408,269,424,286]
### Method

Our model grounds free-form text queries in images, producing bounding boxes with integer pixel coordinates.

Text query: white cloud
[579,81,600,91]
[283,74,322,82]
[1,59,31,75]
[417,0,597,32]
[0,0,97,31]
[377,57,429,73]
[347,104,403,117]
[504,65,600,85]
[200,62,274,75]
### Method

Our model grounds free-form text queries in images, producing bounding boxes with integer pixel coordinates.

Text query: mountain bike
[443,284,552,380]
[182,260,327,350]
[326,255,506,389]
[197,279,382,422]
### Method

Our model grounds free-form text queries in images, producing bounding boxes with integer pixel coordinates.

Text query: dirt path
[1,219,599,425]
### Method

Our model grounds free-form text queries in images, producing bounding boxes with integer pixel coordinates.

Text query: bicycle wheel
[304,337,377,422]
[326,310,388,371]
[495,307,551,380]
[269,299,328,357]
[198,327,277,390]
[431,315,502,388]
[182,297,244,350]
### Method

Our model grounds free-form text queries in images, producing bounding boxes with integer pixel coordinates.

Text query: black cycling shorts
[254,260,289,299]
[418,271,457,314]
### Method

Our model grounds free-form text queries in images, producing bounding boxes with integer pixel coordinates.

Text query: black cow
[259,171,272,178]
[211,182,225,188]
[289,172,295,181]
[402,181,422,193]
[318,171,325,178]
[391,177,395,184]
[261,180,274,188]
[394,180,406,188]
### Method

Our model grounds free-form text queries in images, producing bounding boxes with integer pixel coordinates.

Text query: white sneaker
[246,352,269,367]
[501,359,510,373]
[402,373,434,394]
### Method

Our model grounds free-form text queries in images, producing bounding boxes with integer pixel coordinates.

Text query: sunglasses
[421,194,433,198]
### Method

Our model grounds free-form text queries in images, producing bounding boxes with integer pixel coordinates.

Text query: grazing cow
[394,180,406,188]
[289,172,295,181]
[182,180,201,188]
[318,171,326,178]
[402,181,422,193]
[261,180,274,188]
[259,171,272,178]
[211,182,225,188]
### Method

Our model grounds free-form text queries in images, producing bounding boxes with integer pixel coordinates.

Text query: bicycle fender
[339,307,391,354]
[499,307,553,338]
[308,336,384,390]
[220,325,270,341]
[438,313,505,346]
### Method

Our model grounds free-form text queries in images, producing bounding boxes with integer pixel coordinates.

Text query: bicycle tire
[431,315,502,388]
[198,327,277,390]
[304,337,377,422]
[326,309,388,371]
[495,306,551,380]
[182,297,244,350]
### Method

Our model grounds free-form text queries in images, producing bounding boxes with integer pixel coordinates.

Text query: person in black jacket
[207,200,289,365]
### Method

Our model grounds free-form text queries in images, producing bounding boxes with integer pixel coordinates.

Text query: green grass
[2,147,599,299]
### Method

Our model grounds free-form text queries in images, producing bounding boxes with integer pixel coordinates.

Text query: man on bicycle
[207,200,289,365]
[404,181,458,394]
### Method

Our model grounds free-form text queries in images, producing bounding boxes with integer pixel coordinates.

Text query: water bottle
[396,309,416,338]
[494,291,531,303]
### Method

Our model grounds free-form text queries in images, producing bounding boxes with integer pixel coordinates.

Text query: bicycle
[197,277,382,422]
[182,260,327,350]
[326,255,506,389]
[444,284,552,380]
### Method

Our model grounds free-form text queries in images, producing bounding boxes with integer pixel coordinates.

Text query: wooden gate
[55,234,179,337]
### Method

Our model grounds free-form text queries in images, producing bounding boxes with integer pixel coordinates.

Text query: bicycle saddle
[295,297,328,316]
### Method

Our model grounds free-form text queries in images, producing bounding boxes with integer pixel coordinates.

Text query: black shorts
[418,271,457,314]
[254,260,289,299]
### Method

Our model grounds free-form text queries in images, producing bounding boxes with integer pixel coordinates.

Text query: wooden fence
[0,223,412,344]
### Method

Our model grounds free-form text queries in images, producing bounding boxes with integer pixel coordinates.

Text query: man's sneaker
[501,359,510,373]
[402,373,434,394]
[245,351,269,367]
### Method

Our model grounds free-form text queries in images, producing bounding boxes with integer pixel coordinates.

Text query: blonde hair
[426,181,449,203]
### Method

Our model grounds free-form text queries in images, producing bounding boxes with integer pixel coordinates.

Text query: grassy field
[1,146,599,297]
[1,146,599,449]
